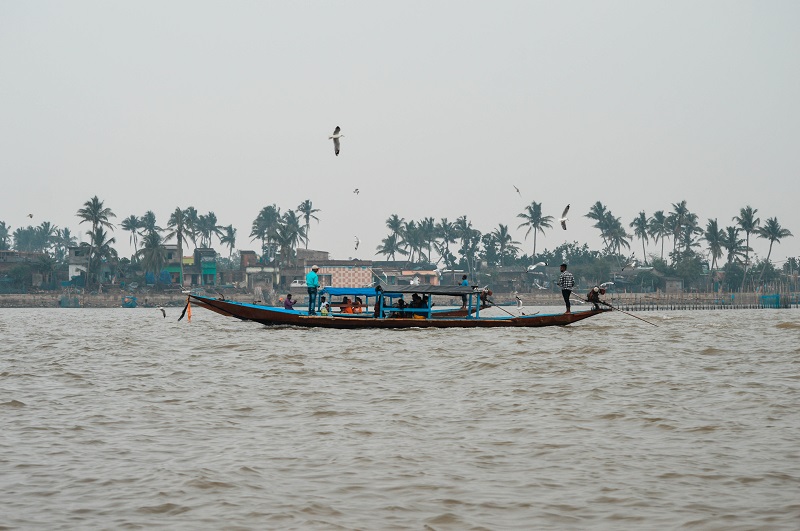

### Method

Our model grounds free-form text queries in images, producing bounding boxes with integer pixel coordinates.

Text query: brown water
[2,307,799,529]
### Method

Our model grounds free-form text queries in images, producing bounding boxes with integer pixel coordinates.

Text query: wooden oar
[571,293,658,327]
[484,297,519,318]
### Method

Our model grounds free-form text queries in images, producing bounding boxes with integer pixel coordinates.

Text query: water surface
[2,307,799,529]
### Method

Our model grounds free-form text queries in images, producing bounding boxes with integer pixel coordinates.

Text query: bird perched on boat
[513,185,521,197]
[559,204,570,230]
[329,126,343,156]
[157,306,166,318]
[527,261,547,272]
[354,236,360,250]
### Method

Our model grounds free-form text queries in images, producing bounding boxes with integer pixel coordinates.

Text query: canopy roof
[377,284,477,297]
[320,284,479,298]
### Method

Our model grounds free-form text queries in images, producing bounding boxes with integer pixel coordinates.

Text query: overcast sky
[2,1,798,266]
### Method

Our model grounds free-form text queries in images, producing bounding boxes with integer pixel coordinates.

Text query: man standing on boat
[557,263,575,314]
[306,265,320,315]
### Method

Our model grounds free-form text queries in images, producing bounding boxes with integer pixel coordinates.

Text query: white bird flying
[599,281,614,288]
[532,281,547,290]
[513,185,521,197]
[157,306,166,318]
[354,236,360,250]
[622,260,637,271]
[559,204,570,230]
[527,261,547,271]
[329,126,343,156]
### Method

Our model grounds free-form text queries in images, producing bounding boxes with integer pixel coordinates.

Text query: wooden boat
[188,284,609,329]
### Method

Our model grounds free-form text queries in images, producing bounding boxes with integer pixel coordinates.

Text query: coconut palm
[164,208,190,285]
[0,221,11,250]
[755,217,793,283]
[733,205,760,290]
[721,226,746,266]
[629,211,650,264]
[419,217,437,263]
[81,227,117,286]
[139,210,161,238]
[585,201,611,250]
[491,224,520,266]
[375,233,408,261]
[77,196,116,289]
[120,215,141,257]
[604,215,631,258]
[197,212,223,248]
[77,196,116,233]
[703,219,725,272]
[220,225,237,258]
[137,230,166,283]
[184,206,201,248]
[55,227,77,263]
[648,210,670,260]
[250,205,281,260]
[517,201,554,259]
[435,218,457,266]
[296,200,320,249]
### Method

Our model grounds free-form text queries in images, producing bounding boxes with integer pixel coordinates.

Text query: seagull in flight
[513,185,521,197]
[157,306,166,318]
[353,188,359,195]
[527,261,547,272]
[559,204,570,230]
[329,126,343,156]
[600,281,614,288]
[27,213,33,218]
[354,236,360,250]
[622,259,637,271]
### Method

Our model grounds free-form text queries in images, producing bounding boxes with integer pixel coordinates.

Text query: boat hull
[189,295,608,329]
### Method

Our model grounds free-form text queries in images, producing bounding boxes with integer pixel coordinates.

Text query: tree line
[0,196,795,292]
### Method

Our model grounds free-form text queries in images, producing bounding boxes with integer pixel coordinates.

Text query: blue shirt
[306,270,320,289]
[460,278,469,286]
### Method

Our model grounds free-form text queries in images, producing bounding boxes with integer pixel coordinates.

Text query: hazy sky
[2,1,799,265]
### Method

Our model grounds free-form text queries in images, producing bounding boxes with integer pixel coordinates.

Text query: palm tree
[667,200,690,255]
[164,208,190,285]
[755,217,793,284]
[250,205,281,260]
[402,220,426,262]
[296,200,320,249]
[139,210,161,238]
[76,196,115,289]
[273,211,307,265]
[0,221,11,250]
[586,201,611,250]
[648,210,670,260]
[491,224,520,266]
[197,212,223,248]
[517,201,554,259]
[629,211,650,264]
[184,206,201,248]
[35,222,59,254]
[220,225,237,258]
[733,205,760,290]
[721,226,746,266]
[77,196,116,233]
[55,227,77,263]
[375,233,408,261]
[81,227,117,286]
[120,215,141,257]
[419,217,437,263]
[604,215,631,258]
[435,218,457,267]
[703,219,725,272]
[137,230,166,283]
